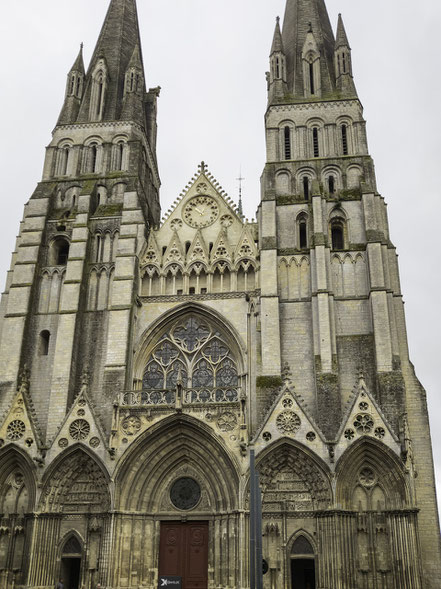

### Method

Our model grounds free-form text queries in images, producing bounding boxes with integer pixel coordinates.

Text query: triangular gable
[253,375,328,463]
[187,230,209,264]
[163,230,184,265]
[334,373,401,462]
[211,229,232,263]
[234,225,258,262]
[160,162,244,228]
[46,380,109,464]
[140,230,161,266]
[0,383,42,462]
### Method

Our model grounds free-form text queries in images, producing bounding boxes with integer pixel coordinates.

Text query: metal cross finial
[236,167,245,219]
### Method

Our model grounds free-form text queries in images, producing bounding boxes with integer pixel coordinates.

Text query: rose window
[353,413,374,434]
[374,427,385,439]
[7,420,26,441]
[69,419,90,441]
[276,411,301,435]
[142,316,239,400]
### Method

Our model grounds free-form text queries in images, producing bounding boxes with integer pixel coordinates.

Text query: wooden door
[159,522,208,589]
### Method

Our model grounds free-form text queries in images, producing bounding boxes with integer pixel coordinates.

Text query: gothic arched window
[142,315,239,401]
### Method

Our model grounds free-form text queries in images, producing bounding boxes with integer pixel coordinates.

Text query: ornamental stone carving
[353,413,374,434]
[7,420,26,441]
[121,415,142,436]
[217,412,237,432]
[276,411,301,436]
[69,419,90,441]
[359,467,376,487]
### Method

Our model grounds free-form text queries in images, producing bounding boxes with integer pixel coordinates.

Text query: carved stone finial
[282,362,292,385]
[200,161,206,173]
[276,16,280,24]
[18,364,30,394]
[81,369,89,390]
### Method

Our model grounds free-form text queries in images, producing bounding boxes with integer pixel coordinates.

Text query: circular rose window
[170,477,201,510]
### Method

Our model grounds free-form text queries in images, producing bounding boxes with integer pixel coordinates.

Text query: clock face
[183,196,219,228]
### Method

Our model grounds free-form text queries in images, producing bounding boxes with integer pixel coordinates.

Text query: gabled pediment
[211,229,232,263]
[140,230,161,266]
[253,378,328,463]
[46,381,109,465]
[234,226,258,262]
[334,373,401,462]
[0,381,42,462]
[187,230,209,264]
[163,230,184,265]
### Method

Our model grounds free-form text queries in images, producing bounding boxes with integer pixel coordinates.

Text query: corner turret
[334,14,357,97]
[268,17,288,103]
[57,44,85,125]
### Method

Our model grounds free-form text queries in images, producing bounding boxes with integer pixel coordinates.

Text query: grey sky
[1,0,440,514]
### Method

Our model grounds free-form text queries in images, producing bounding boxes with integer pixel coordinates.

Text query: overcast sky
[0,0,440,514]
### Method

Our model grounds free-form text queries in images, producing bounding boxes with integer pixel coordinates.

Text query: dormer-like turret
[334,14,357,97]
[57,45,85,125]
[268,17,288,103]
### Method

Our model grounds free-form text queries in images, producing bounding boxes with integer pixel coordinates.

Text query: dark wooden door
[159,522,208,589]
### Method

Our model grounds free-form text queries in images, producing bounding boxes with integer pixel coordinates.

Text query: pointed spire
[70,43,85,74]
[270,17,284,55]
[128,42,143,69]
[77,0,146,122]
[335,13,350,50]
[334,13,357,97]
[281,0,336,97]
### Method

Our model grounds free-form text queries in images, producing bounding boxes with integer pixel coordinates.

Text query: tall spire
[281,0,336,98]
[77,0,145,122]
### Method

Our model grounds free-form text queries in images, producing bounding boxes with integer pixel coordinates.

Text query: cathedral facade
[0,0,439,588]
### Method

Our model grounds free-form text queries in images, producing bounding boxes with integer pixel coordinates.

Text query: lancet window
[142,316,239,400]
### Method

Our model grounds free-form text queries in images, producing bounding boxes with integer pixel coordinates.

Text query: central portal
[159,522,209,589]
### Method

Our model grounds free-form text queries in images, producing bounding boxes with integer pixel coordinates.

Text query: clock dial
[183,196,219,228]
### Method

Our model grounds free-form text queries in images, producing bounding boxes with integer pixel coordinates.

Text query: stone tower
[0,0,439,588]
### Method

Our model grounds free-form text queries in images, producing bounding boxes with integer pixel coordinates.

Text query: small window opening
[209,242,213,253]
[299,220,308,249]
[136,74,140,90]
[39,331,50,356]
[284,126,291,160]
[342,53,347,74]
[185,241,191,254]
[96,79,104,117]
[130,72,135,92]
[342,125,348,155]
[61,147,69,175]
[331,223,344,250]
[162,246,167,256]
[116,142,124,171]
[90,144,98,173]
[76,76,81,96]
[70,76,75,95]
[177,289,183,295]
[313,127,319,158]
[328,175,335,194]
[309,62,315,95]
[303,177,310,199]
[189,287,196,295]
[338,54,341,76]
[276,57,280,79]
[56,240,70,265]
[200,288,207,294]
